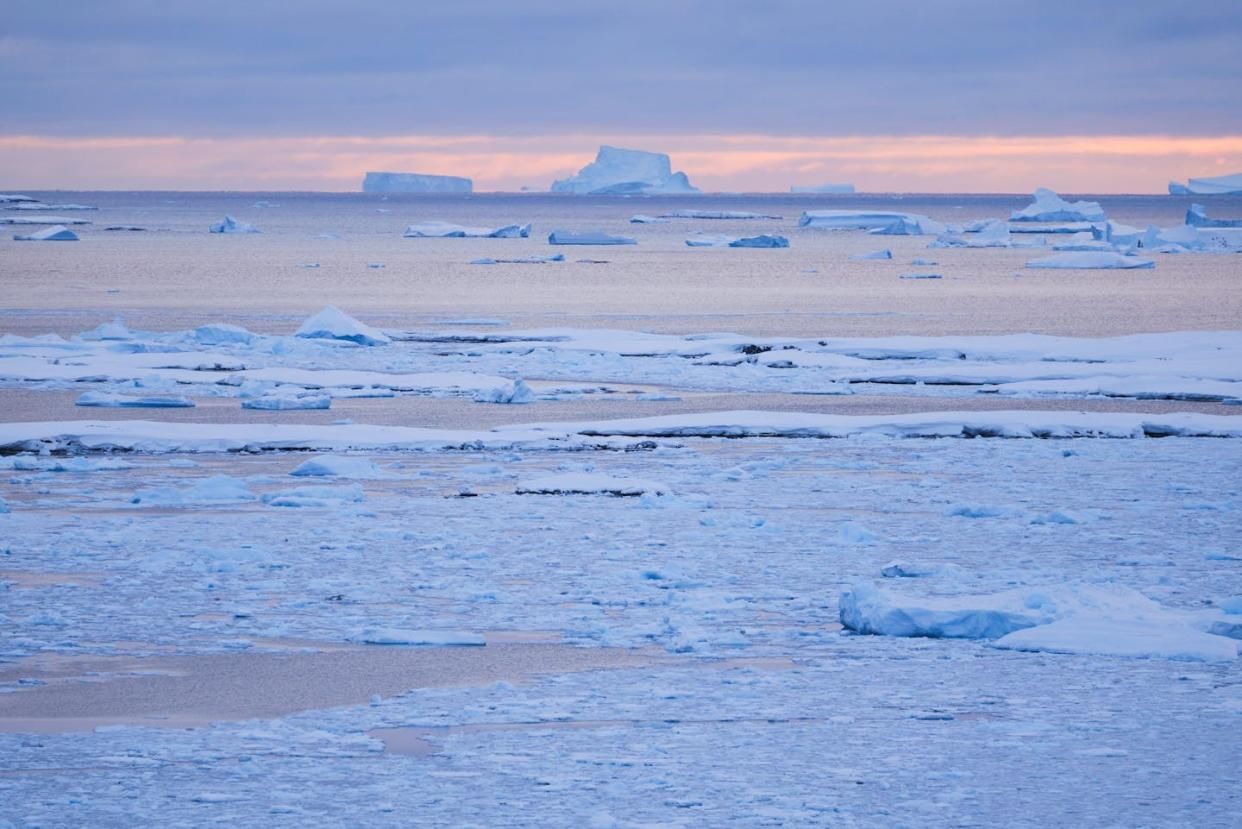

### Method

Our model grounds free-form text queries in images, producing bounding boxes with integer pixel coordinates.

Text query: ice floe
[131,475,256,506]
[294,306,391,346]
[12,225,79,241]
[849,249,892,261]
[261,483,364,507]
[473,378,535,404]
[869,215,948,236]
[799,210,941,231]
[1185,203,1242,228]
[209,215,259,234]
[76,391,196,408]
[1011,189,1106,223]
[1026,252,1154,270]
[516,473,672,496]
[791,183,855,194]
[551,145,700,195]
[729,234,789,248]
[242,391,332,410]
[658,210,782,220]
[2,215,91,225]
[628,215,668,224]
[290,455,381,479]
[470,254,563,265]
[404,221,530,238]
[548,230,637,245]
[840,582,1238,661]
[353,628,485,646]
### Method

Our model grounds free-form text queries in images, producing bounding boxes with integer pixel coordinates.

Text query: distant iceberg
[799,210,941,231]
[13,225,78,241]
[869,215,947,236]
[729,234,789,248]
[1011,189,1105,223]
[362,172,472,194]
[0,194,38,203]
[791,184,855,194]
[547,230,637,245]
[403,221,530,238]
[2,215,91,225]
[629,215,669,224]
[1168,172,1242,195]
[1186,203,1242,228]
[659,209,782,220]
[551,146,700,195]
[849,249,893,261]
[210,215,259,234]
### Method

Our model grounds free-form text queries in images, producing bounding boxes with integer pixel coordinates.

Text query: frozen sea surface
[1,192,1240,827]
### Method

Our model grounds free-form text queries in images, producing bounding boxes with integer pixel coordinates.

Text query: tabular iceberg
[1185,203,1242,228]
[799,210,940,231]
[1011,189,1106,222]
[1168,172,1242,195]
[403,221,530,238]
[791,184,855,194]
[551,146,700,195]
[362,172,472,194]
[547,230,637,245]
[1026,252,1155,270]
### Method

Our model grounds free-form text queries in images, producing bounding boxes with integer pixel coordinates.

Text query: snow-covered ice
[1011,189,1106,222]
[849,249,892,260]
[1168,172,1242,195]
[12,224,79,241]
[799,210,942,231]
[551,146,700,195]
[294,306,391,346]
[1026,252,1155,270]
[362,172,472,194]
[548,230,637,246]
[76,391,196,408]
[404,221,531,238]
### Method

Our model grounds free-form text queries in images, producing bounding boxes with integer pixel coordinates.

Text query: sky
[2,0,1240,192]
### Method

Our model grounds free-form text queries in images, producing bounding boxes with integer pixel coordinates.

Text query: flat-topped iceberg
[210,215,259,234]
[551,145,700,195]
[799,210,940,231]
[76,391,195,408]
[404,221,530,238]
[1186,203,1242,228]
[1168,172,1242,195]
[548,230,636,245]
[1026,252,1154,269]
[294,306,391,346]
[13,225,78,241]
[242,391,332,410]
[659,210,782,220]
[791,183,855,194]
[1011,188,1105,222]
[362,172,472,194]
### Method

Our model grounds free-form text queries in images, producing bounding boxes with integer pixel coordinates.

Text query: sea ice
[353,628,486,646]
[470,254,563,265]
[515,473,672,496]
[628,215,668,224]
[659,210,782,220]
[289,455,380,479]
[550,145,700,195]
[799,210,940,231]
[12,225,79,241]
[362,172,472,193]
[1185,203,1242,228]
[403,221,531,238]
[791,183,855,194]
[294,306,391,346]
[849,249,893,261]
[261,483,364,507]
[1,215,92,225]
[131,475,256,506]
[1010,189,1106,222]
[242,391,332,410]
[548,230,637,246]
[685,234,735,247]
[76,391,195,408]
[1026,252,1155,270]
[473,378,536,404]
[728,234,789,248]
[209,216,259,234]
[1168,172,1242,195]
[869,216,947,236]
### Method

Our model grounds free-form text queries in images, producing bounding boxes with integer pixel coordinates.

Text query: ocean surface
[5,191,1241,338]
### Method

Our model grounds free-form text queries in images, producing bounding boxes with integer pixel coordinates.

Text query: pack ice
[550,145,700,195]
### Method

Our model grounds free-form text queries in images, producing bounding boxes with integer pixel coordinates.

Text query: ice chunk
[799,210,940,231]
[242,391,332,410]
[76,391,195,408]
[362,172,472,193]
[1051,232,1114,252]
[261,483,364,507]
[548,230,637,245]
[354,628,486,646]
[516,473,671,496]
[791,183,855,194]
[104,225,147,232]
[7,202,96,211]
[1170,172,1242,195]
[729,234,789,248]
[849,249,893,261]
[868,215,947,236]
[685,234,735,247]
[0,194,38,203]
[1184,203,1242,228]
[290,455,380,479]
[12,225,78,241]
[193,323,257,346]
[470,254,563,265]
[994,616,1238,661]
[294,306,391,346]
[2,215,91,225]
[131,475,255,506]
[659,210,782,220]
[628,215,669,224]
[1026,252,1154,270]
[840,582,1044,639]
[550,145,699,195]
[1010,188,1105,222]
[473,378,535,404]
[209,215,259,234]
[899,273,942,279]
[403,221,530,238]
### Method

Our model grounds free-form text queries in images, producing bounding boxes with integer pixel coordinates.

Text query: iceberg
[849,249,893,261]
[685,234,734,247]
[550,145,700,195]
[869,215,947,236]
[629,215,669,224]
[209,215,259,234]
[547,230,636,245]
[362,172,472,194]
[659,210,782,220]
[1026,252,1154,270]
[791,184,855,194]
[76,391,195,408]
[13,225,78,241]
[1168,172,1242,195]
[290,455,380,479]
[294,306,391,346]
[799,210,940,231]
[729,234,789,248]
[8,202,97,211]
[1010,188,1105,222]
[403,221,530,238]
[928,220,1041,249]
[1185,203,1242,228]
[242,391,332,410]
